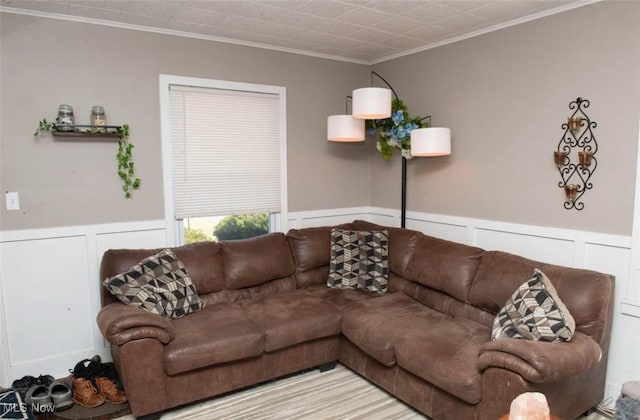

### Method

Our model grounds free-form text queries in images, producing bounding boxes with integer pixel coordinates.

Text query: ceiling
[1,0,589,63]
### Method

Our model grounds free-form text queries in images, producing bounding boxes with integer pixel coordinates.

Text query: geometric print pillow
[356,230,389,293]
[328,229,359,289]
[491,269,575,342]
[327,229,388,293]
[103,249,206,318]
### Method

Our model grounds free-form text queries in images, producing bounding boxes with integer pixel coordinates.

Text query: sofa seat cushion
[342,293,448,367]
[394,317,490,405]
[305,285,379,310]
[164,302,263,375]
[238,290,342,352]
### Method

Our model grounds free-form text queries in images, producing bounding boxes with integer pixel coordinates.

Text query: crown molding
[370,0,602,64]
[0,6,369,65]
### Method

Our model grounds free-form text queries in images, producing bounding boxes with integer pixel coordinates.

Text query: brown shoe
[72,377,105,408]
[95,377,127,404]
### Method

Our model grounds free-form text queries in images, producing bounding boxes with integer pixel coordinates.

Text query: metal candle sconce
[554,97,598,210]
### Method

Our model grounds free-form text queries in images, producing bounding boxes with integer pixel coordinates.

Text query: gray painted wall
[0,13,371,230]
[371,0,640,235]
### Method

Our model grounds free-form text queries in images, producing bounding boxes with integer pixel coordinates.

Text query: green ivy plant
[33,120,141,198]
[117,124,141,199]
[34,118,58,136]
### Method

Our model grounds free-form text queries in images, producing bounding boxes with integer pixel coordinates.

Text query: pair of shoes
[12,374,55,399]
[71,377,127,407]
[71,355,127,405]
[72,377,105,408]
[72,355,124,392]
[24,381,72,412]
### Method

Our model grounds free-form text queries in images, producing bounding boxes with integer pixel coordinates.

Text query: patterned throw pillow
[328,229,389,293]
[328,229,360,289]
[104,249,205,318]
[491,269,575,342]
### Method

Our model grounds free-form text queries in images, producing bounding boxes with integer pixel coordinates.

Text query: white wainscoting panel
[1,236,94,367]
[408,219,468,244]
[474,228,576,267]
[368,211,399,229]
[583,242,636,400]
[0,221,167,386]
[95,230,168,261]
[287,207,371,229]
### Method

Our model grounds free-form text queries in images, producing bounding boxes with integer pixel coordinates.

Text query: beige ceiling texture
[1,0,589,63]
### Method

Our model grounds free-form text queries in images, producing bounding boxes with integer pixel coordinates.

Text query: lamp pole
[401,157,407,228]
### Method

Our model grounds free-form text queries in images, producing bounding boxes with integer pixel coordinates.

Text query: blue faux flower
[396,125,408,140]
[392,110,404,125]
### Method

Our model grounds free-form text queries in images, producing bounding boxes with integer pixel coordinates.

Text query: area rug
[115,364,423,420]
[112,364,612,420]
[0,390,33,420]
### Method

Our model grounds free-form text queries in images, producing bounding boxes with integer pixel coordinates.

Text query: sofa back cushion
[100,241,225,306]
[394,276,496,328]
[405,234,484,303]
[286,223,354,288]
[221,232,296,290]
[469,251,615,344]
[353,220,421,278]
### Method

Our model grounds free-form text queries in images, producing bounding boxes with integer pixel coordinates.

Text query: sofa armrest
[97,303,175,346]
[478,332,602,383]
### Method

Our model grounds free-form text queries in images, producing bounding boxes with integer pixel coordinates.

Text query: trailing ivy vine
[117,124,141,199]
[33,120,141,198]
[34,118,56,136]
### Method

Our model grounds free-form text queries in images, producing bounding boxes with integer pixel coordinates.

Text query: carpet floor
[111,364,611,420]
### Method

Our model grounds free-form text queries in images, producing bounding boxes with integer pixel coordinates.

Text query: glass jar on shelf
[91,106,107,126]
[57,104,74,131]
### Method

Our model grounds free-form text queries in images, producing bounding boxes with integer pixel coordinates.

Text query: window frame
[159,74,288,246]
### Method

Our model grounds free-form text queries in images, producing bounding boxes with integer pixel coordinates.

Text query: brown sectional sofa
[97,220,615,419]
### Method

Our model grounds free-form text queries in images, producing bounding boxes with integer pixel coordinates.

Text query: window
[160,75,287,245]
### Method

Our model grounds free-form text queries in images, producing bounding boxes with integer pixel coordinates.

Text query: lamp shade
[410,127,451,157]
[352,87,392,119]
[327,115,365,142]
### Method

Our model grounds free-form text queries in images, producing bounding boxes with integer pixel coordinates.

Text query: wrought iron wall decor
[554,97,598,210]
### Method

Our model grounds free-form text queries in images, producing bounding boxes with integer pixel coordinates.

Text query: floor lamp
[328,72,451,228]
[407,126,451,228]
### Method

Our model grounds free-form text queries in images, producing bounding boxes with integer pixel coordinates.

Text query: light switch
[5,191,20,211]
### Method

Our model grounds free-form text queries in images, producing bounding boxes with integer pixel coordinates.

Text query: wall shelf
[51,124,123,139]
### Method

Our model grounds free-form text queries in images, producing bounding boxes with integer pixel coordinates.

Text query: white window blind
[170,85,281,219]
